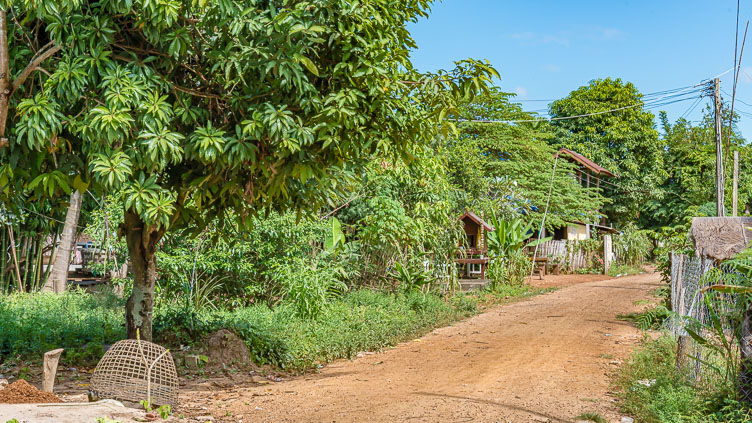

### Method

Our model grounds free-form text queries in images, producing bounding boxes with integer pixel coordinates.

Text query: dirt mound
[0,380,62,404]
[206,329,256,368]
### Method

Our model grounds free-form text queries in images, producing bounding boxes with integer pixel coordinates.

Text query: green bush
[613,223,652,267]
[487,250,529,287]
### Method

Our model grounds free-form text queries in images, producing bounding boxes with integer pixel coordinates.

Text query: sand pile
[0,380,62,404]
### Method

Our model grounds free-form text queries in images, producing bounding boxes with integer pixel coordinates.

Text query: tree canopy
[640,108,752,227]
[0,0,497,339]
[549,78,664,225]
[444,88,605,230]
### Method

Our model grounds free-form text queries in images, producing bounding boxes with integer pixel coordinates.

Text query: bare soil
[0,380,61,404]
[181,271,661,423]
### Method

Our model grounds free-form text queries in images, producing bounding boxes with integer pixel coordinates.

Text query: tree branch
[171,83,221,99]
[11,42,61,95]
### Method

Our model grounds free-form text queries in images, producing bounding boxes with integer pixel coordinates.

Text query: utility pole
[714,78,725,217]
[734,150,740,216]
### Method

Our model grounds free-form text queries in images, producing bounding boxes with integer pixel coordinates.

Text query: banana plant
[389,261,433,294]
[323,217,345,256]
[486,209,551,259]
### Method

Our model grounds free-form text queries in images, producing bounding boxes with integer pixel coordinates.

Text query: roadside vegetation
[616,246,752,422]
[0,284,550,372]
[2,1,752,417]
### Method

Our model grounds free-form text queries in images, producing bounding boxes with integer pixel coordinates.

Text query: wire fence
[666,253,715,382]
[667,252,745,386]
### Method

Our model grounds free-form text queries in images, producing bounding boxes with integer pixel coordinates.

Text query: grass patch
[608,264,645,277]
[0,284,550,373]
[574,412,607,423]
[0,289,125,364]
[617,305,669,330]
[615,334,752,423]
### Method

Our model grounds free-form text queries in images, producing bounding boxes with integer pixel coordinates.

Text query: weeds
[1,285,549,373]
[608,264,645,277]
[574,412,608,423]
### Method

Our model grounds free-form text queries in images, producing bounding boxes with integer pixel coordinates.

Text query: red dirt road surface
[185,271,661,423]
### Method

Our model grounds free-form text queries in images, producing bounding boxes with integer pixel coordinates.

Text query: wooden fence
[531,239,598,272]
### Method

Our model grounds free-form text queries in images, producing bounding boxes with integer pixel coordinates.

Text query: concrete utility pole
[734,150,740,216]
[714,78,725,217]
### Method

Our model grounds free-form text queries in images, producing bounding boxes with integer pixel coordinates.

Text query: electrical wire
[460,81,711,124]
[679,95,705,120]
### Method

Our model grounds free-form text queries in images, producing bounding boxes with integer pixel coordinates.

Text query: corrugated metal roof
[556,148,616,178]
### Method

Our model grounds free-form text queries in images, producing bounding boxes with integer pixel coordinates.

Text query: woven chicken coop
[91,339,179,407]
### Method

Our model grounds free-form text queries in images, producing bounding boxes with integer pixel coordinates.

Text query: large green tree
[549,78,664,225]
[0,0,497,340]
[641,108,752,227]
[444,88,605,229]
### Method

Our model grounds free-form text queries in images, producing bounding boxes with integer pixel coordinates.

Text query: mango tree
[0,0,498,340]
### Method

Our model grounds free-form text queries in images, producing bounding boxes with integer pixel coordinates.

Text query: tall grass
[0,289,125,358]
[616,335,752,423]
[0,286,547,372]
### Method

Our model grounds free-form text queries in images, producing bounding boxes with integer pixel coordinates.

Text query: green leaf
[73,174,89,193]
[298,56,319,77]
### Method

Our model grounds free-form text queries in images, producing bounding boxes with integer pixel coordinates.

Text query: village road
[188,271,661,423]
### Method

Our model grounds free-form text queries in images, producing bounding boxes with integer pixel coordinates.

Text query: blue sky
[407,0,752,137]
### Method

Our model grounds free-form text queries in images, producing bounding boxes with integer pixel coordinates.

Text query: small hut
[455,211,494,279]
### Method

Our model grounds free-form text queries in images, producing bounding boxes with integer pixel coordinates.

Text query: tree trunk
[123,211,164,342]
[7,225,22,292]
[47,190,83,293]
[0,10,10,143]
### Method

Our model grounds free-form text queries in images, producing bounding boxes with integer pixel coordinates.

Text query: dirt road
[187,271,661,423]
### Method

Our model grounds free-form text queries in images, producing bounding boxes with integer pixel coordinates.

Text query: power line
[460,82,710,124]
[679,96,704,120]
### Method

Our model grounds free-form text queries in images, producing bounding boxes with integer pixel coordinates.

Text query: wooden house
[551,148,617,241]
[455,211,494,279]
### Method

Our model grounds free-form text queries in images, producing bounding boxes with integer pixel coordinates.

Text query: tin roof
[556,148,616,178]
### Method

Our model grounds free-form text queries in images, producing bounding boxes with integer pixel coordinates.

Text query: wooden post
[42,348,64,393]
[603,234,612,275]
[734,150,740,216]
[714,78,725,217]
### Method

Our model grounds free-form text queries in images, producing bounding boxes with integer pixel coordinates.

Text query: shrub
[614,223,652,267]
[487,250,529,287]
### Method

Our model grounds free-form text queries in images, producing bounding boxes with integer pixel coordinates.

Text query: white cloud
[510,32,535,40]
[508,31,569,47]
[542,35,570,47]
[545,64,562,72]
[508,27,622,47]
[514,86,528,99]
[740,67,752,83]
[598,27,624,40]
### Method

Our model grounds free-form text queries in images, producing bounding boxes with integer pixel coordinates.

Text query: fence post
[603,235,612,275]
